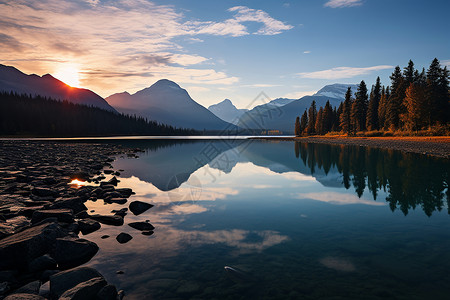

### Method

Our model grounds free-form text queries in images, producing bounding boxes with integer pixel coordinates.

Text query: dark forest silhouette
[0,92,197,137]
[294,141,450,216]
[295,58,450,136]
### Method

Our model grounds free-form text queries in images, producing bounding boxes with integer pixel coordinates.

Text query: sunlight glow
[70,179,88,186]
[53,64,81,87]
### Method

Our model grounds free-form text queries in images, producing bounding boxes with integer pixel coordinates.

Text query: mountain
[0,64,116,112]
[237,95,342,134]
[208,99,248,125]
[236,84,359,134]
[314,83,359,99]
[106,79,235,131]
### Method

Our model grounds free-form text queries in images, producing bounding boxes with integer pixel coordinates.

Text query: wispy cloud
[324,0,363,8]
[303,50,311,54]
[442,60,450,68]
[297,65,393,79]
[0,1,288,97]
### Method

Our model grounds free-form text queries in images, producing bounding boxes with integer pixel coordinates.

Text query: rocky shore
[0,140,151,299]
[253,136,450,158]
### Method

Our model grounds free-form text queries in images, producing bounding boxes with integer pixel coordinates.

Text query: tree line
[295,58,449,136]
[0,92,197,137]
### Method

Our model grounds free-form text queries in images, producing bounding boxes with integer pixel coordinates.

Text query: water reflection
[113,139,449,216]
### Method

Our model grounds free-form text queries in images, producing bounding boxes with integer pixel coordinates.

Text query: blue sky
[1,0,449,108]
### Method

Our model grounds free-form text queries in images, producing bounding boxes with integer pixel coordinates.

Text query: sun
[53,64,81,87]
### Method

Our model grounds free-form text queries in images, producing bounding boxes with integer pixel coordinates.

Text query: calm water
[81,139,450,300]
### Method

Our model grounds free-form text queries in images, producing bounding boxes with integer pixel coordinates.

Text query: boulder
[31,209,74,224]
[50,237,99,269]
[106,176,119,186]
[59,277,107,300]
[107,198,127,205]
[96,284,118,300]
[49,197,87,214]
[115,188,133,197]
[128,222,155,231]
[0,216,30,238]
[116,233,132,244]
[77,219,101,235]
[0,222,66,270]
[129,201,153,215]
[12,280,40,295]
[28,254,57,272]
[50,267,103,298]
[90,214,123,226]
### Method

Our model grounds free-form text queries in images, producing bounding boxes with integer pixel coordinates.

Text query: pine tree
[366,77,381,131]
[307,100,317,135]
[352,80,368,131]
[340,87,353,135]
[315,107,324,135]
[335,103,343,132]
[403,82,426,131]
[425,58,441,127]
[295,116,301,136]
[378,86,387,130]
[300,110,308,135]
[438,65,450,124]
[387,66,404,129]
[322,100,333,133]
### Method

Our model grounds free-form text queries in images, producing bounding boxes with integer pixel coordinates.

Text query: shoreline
[251,136,450,159]
[0,140,143,299]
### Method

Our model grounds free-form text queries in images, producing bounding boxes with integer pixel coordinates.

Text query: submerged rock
[31,209,74,224]
[128,222,155,231]
[77,219,101,235]
[129,201,153,215]
[90,214,124,226]
[116,233,132,244]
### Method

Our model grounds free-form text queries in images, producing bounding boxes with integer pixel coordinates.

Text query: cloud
[297,65,393,79]
[324,0,363,8]
[282,90,317,99]
[3,1,293,96]
[297,192,385,206]
[183,6,293,37]
[303,50,311,54]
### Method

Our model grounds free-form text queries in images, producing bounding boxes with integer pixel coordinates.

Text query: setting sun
[53,64,80,87]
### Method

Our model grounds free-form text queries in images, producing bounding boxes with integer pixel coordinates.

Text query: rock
[4,293,45,300]
[49,197,87,214]
[107,198,127,204]
[103,191,122,200]
[31,187,56,198]
[0,281,10,294]
[117,289,125,300]
[129,201,153,215]
[77,219,101,235]
[116,233,132,244]
[96,284,118,300]
[38,281,50,298]
[115,188,133,197]
[106,176,119,186]
[59,277,107,300]
[28,254,57,272]
[128,222,155,231]
[13,280,40,295]
[90,214,124,226]
[141,230,154,236]
[0,216,30,238]
[40,270,59,283]
[0,222,66,270]
[31,209,74,224]
[112,208,127,217]
[50,237,99,269]
[116,271,124,275]
[100,235,110,239]
[50,266,103,298]
[75,211,89,219]
[103,170,114,174]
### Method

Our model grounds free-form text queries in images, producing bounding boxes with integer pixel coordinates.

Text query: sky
[1,0,449,109]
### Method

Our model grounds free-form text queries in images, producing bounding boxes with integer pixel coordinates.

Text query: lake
[81,139,450,299]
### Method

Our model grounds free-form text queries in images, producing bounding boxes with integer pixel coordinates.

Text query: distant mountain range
[207,99,248,125]
[0,64,116,112]
[106,80,234,131]
[1,64,359,133]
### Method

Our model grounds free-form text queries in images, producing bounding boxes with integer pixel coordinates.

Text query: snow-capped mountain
[313,83,359,99]
[106,79,235,130]
[208,99,248,125]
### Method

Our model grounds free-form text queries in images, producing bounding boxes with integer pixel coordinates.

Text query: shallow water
[83,139,450,299]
